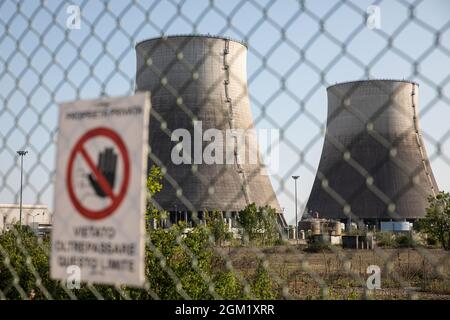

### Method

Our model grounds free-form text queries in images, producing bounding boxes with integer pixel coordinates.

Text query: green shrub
[237,204,280,246]
[375,232,396,247]
[250,261,278,299]
[204,210,232,246]
[213,271,244,299]
[418,191,450,250]
[0,167,280,300]
[304,242,332,253]
[394,233,415,248]
[376,231,424,248]
[0,224,280,300]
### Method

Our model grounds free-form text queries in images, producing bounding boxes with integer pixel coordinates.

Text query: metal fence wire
[1,0,450,300]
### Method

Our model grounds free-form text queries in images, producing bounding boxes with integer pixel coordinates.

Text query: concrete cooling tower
[306,80,438,224]
[135,35,282,223]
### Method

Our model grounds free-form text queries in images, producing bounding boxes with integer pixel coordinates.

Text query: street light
[27,213,40,230]
[292,175,299,243]
[17,150,28,227]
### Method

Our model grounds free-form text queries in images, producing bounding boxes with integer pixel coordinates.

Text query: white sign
[51,93,150,287]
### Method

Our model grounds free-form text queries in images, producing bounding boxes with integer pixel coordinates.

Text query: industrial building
[135,35,286,228]
[0,204,51,233]
[306,80,438,230]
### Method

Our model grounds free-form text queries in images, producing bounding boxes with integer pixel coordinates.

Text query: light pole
[27,213,40,230]
[17,150,28,227]
[174,204,178,225]
[292,175,299,243]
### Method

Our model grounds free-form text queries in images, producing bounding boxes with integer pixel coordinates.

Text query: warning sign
[67,127,130,220]
[51,93,150,287]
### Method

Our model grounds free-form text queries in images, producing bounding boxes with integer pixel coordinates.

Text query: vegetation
[146,165,163,196]
[394,233,418,248]
[227,246,450,300]
[0,166,279,300]
[204,210,232,246]
[0,226,51,299]
[375,232,396,247]
[304,241,333,253]
[145,166,167,229]
[250,261,277,299]
[3,170,447,300]
[236,203,280,246]
[1,226,448,300]
[0,223,280,299]
[418,191,450,250]
[211,270,244,299]
[375,232,424,248]
[139,224,226,299]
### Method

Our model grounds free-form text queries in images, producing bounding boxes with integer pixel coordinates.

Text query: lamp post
[17,150,28,227]
[27,213,40,231]
[174,204,178,224]
[292,175,299,243]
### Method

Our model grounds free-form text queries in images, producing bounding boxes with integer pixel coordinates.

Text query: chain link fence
[0,0,449,300]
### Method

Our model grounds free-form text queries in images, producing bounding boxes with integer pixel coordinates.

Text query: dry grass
[222,246,450,300]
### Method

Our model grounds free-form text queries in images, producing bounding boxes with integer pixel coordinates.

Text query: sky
[0,0,449,225]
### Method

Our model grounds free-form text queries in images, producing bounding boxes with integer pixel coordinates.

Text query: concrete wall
[306,80,438,220]
[0,204,51,231]
[135,35,281,213]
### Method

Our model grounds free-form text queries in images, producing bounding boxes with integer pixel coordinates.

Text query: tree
[212,271,244,299]
[0,226,118,299]
[0,166,279,299]
[419,191,450,250]
[0,226,51,299]
[147,165,163,196]
[140,225,213,299]
[237,203,280,245]
[145,165,167,229]
[237,203,258,243]
[259,206,280,245]
[251,261,277,299]
[204,210,232,246]
[0,224,218,300]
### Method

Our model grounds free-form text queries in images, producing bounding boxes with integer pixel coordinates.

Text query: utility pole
[292,175,299,244]
[17,150,28,227]
[28,213,40,231]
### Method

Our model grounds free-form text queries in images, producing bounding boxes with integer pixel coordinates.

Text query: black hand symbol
[88,147,117,197]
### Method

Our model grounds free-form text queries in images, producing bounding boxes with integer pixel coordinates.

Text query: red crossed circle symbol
[67,127,130,220]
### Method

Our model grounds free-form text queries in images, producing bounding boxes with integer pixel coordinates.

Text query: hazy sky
[1,0,449,224]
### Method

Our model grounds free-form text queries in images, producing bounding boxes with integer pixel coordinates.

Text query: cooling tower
[135,35,282,217]
[306,80,438,222]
